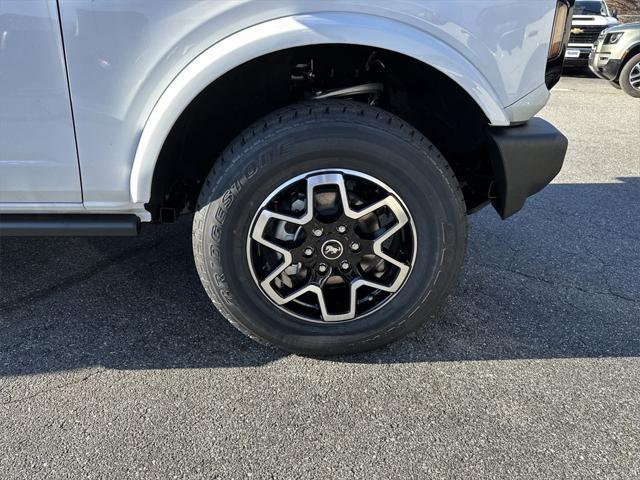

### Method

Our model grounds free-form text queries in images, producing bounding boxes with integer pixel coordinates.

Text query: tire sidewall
[196,112,466,354]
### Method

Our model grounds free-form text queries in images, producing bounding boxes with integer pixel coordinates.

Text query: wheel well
[622,44,640,71]
[148,44,494,221]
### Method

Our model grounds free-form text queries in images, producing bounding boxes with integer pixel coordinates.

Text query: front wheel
[620,53,640,98]
[193,101,467,355]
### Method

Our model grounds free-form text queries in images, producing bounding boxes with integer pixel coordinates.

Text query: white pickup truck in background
[565,0,620,66]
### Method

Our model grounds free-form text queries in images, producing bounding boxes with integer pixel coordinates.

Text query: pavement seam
[476,262,640,305]
[0,369,106,407]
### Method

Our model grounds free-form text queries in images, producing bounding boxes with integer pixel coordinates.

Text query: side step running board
[0,214,140,237]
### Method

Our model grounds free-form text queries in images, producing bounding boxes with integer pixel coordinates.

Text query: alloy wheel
[247,169,417,323]
[630,61,640,92]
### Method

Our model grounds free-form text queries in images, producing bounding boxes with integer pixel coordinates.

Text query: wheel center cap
[321,239,344,260]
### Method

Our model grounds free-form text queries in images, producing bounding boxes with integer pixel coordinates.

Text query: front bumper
[488,118,568,219]
[589,49,622,81]
[564,46,592,66]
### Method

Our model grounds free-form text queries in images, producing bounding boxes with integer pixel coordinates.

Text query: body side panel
[56,0,556,210]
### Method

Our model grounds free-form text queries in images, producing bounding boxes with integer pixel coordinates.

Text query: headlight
[605,32,624,44]
[548,1,570,59]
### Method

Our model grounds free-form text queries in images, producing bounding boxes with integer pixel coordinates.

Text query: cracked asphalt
[1,73,639,479]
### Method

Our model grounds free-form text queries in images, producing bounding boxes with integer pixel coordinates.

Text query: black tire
[193,100,467,355]
[620,53,640,98]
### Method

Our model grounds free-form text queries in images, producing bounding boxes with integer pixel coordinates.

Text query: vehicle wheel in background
[620,53,640,98]
[192,100,468,355]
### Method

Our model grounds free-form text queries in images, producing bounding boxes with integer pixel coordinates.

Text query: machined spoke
[251,209,302,259]
[337,174,411,292]
[250,209,303,304]
[371,196,411,291]
[335,174,395,220]
[317,276,406,322]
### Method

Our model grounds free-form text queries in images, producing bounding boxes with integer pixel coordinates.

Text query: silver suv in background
[590,22,640,97]
[566,0,619,66]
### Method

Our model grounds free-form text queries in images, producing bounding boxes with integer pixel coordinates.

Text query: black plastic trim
[546,0,576,89]
[488,118,568,219]
[592,58,623,81]
[0,214,140,237]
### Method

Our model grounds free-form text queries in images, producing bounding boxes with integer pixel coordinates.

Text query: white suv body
[3,0,565,216]
[0,1,574,354]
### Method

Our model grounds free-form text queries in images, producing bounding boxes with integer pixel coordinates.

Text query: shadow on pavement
[1,178,638,374]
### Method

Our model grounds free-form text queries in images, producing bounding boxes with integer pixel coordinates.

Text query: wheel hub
[247,169,417,323]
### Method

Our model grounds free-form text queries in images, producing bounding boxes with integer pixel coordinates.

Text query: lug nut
[337,225,347,234]
[312,227,324,237]
[340,260,350,271]
[318,263,328,274]
[303,247,314,257]
[291,198,306,213]
[350,242,360,251]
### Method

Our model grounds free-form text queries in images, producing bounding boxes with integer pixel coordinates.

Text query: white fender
[130,12,510,204]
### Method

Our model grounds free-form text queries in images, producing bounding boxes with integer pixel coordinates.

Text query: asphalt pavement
[1,73,639,479]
